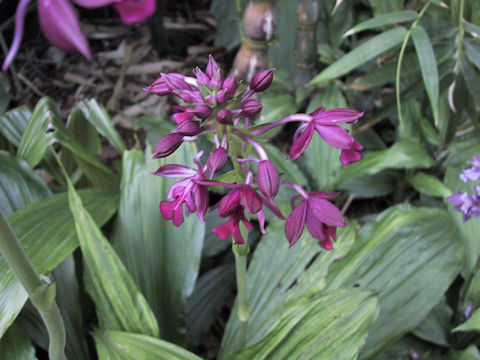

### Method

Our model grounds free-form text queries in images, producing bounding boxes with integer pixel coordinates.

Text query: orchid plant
[145,56,364,346]
[449,155,480,222]
[2,0,156,71]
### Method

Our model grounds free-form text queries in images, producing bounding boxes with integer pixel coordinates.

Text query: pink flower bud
[193,67,211,87]
[239,185,262,214]
[144,76,170,96]
[206,55,223,83]
[194,105,212,120]
[216,89,230,104]
[217,109,233,124]
[242,99,263,117]
[250,69,275,92]
[112,0,156,25]
[222,75,237,96]
[218,190,241,217]
[174,120,202,136]
[173,111,195,124]
[153,133,183,158]
[257,160,279,198]
[207,147,228,177]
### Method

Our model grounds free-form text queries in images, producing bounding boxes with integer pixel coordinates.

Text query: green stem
[396,0,431,133]
[0,210,66,360]
[233,242,250,348]
[236,0,245,43]
[457,0,465,72]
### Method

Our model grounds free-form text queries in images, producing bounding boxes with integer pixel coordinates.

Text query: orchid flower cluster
[146,56,364,250]
[449,155,480,222]
[2,0,156,71]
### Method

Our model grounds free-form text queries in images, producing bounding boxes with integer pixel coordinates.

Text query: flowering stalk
[449,155,480,222]
[146,56,364,342]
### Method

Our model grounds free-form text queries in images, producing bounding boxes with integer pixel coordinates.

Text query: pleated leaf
[411,25,439,125]
[308,27,407,85]
[78,99,126,154]
[0,189,118,337]
[219,220,358,358]
[93,330,203,360]
[111,145,204,343]
[0,321,37,360]
[67,180,159,337]
[0,151,51,216]
[343,10,417,37]
[323,205,464,358]
[226,289,378,360]
[0,106,31,147]
[407,172,452,198]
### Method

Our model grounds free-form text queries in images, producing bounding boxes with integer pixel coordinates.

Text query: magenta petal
[448,193,463,205]
[2,0,31,72]
[257,210,266,234]
[289,124,314,160]
[313,108,364,125]
[206,55,223,81]
[257,160,279,198]
[239,186,262,214]
[72,0,119,8]
[113,0,156,24]
[306,209,327,243]
[172,206,184,227]
[212,218,235,241]
[314,124,354,149]
[145,76,170,96]
[160,200,175,220]
[285,201,307,246]
[193,185,209,222]
[217,190,241,217]
[309,191,339,200]
[153,133,183,158]
[207,147,228,177]
[173,112,195,124]
[152,164,196,178]
[38,0,91,58]
[174,119,202,136]
[307,198,345,227]
[340,149,362,165]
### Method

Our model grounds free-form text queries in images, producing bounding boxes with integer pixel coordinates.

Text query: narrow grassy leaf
[67,180,159,337]
[226,289,378,360]
[465,39,480,71]
[452,345,480,360]
[0,74,11,116]
[0,190,118,337]
[0,106,31,147]
[324,205,464,358]
[78,99,126,154]
[407,172,452,198]
[411,25,439,124]
[454,309,480,333]
[0,321,37,360]
[93,330,203,360]
[0,151,51,215]
[308,27,407,86]
[344,10,417,37]
[464,21,480,38]
[111,145,204,343]
[219,220,358,357]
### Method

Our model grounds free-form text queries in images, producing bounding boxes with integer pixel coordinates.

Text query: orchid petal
[285,201,307,246]
[151,164,196,178]
[289,124,314,160]
[307,198,345,227]
[313,108,364,125]
[113,0,156,24]
[314,124,354,149]
[72,0,119,8]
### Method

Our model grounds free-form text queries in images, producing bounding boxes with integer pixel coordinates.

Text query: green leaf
[111,145,204,343]
[407,172,452,198]
[0,74,11,116]
[264,144,307,186]
[67,180,159,337]
[412,298,452,347]
[465,38,480,71]
[258,94,296,125]
[452,345,480,360]
[210,0,246,50]
[368,0,404,15]
[454,309,480,333]
[0,189,118,337]
[219,220,358,358]
[226,289,378,360]
[464,21,480,38]
[0,321,37,360]
[78,99,126,154]
[411,25,439,124]
[308,27,408,86]
[324,205,464,358]
[339,171,397,198]
[93,330,203,360]
[445,167,480,275]
[336,140,434,181]
[187,263,236,346]
[343,10,417,37]
[0,151,51,215]
[0,106,31,147]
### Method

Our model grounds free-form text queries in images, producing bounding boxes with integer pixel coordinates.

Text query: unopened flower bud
[174,120,202,136]
[216,89,230,104]
[144,77,170,96]
[242,99,263,117]
[223,75,237,97]
[162,73,190,91]
[173,111,195,124]
[153,133,183,158]
[257,160,279,198]
[207,147,228,177]
[250,69,274,92]
[194,105,212,120]
[217,109,233,124]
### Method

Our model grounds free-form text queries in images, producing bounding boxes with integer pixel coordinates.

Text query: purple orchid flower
[153,152,209,225]
[284,183,345,249]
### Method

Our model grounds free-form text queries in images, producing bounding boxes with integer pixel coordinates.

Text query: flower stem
[0,210,66,360]
[233,241,250,348]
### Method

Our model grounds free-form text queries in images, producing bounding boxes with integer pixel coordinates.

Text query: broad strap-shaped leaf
[324,205,464,358]
[343,10,417,37]
[465,38,480,71]
[226,289,378,360]
[411,25,439,125]
[78,99,126,154]
[219,220,358,358]
[336,139,434,182]
[407,172,452,198]
[67,180,159,337]
[308,27,407,85]
[0,190,118,337]
[111,145,204,343]
[454,309,480,333]
[0,106,31,147]
[0,151,51,215]
[0,321,37,360]
[93,330,203,360]
[412,297,452,346]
